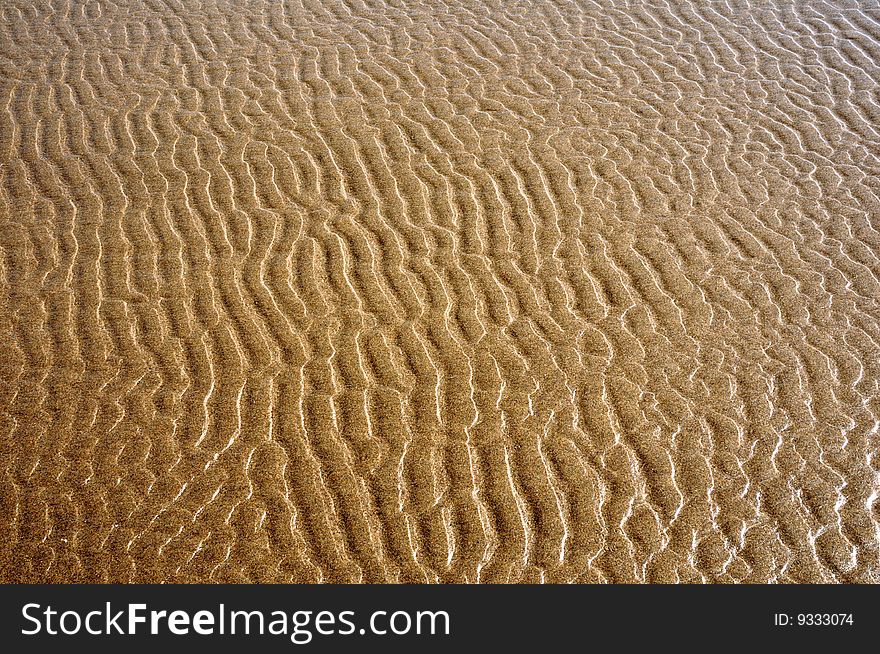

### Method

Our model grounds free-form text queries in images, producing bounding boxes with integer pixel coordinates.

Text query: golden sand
[1,0,878,583]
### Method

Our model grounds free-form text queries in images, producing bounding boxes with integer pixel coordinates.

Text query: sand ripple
[1,0,879,583]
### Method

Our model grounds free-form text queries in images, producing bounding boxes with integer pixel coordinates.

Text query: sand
[0,0,878,583]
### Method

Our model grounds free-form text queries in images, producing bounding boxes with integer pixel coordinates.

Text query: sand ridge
[0,0,879,583]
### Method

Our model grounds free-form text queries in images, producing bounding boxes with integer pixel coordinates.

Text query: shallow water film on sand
[1,0,879,583]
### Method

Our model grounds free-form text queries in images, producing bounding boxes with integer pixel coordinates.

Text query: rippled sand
[1,0,879,583]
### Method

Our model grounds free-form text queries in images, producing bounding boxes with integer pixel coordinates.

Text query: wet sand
[1,0,879,583]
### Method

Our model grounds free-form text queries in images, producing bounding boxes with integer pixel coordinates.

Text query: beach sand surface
[1,0,879,583]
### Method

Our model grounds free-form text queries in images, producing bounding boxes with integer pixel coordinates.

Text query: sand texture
[1,0,879,583]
